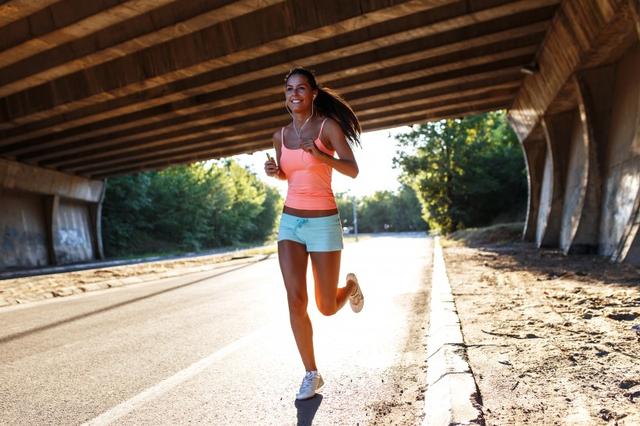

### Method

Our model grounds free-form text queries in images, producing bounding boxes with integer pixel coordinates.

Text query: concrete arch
[520,126,546,242]
[535,111,571,248]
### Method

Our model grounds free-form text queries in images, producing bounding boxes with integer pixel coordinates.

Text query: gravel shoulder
[443,225,640,425]
[0,246,276,308]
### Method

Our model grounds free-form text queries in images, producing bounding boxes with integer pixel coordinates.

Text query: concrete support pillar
[89,184,106,261]
[42,195,60,266]
[537,111,572,248]
[556,77,602,254]
[509,0,639,265]
[520,126,546,242]
[582,46,640,264]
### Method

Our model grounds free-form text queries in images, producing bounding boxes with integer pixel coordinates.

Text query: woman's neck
[292,111,313,126]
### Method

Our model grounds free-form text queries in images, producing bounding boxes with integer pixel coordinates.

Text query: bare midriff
[283,205,339,217]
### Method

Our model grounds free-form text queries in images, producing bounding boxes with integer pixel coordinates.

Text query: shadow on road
[0,258,268,345]
[295,394,323,426]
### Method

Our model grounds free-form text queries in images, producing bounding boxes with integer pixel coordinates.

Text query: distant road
[0,234,432,425]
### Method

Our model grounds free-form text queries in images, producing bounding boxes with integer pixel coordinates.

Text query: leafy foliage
[336,185,426,233]
[102,160,282,257]
[394,111,527,233]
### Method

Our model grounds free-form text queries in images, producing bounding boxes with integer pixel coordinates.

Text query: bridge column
[42,195,60,266]
[587,46,640,263]
[520,126,546,242]
[536,112,571,248]
[0,159,105,271]
[554,77,602,254]
[509,0,640,264]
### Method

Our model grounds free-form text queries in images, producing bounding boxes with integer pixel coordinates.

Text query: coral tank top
[280,118,337,210]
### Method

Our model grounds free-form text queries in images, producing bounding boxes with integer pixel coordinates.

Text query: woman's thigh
[278,240,310,305]
[309,250,341,309]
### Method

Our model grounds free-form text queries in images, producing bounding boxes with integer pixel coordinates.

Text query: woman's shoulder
[272,126,287,144]
[320,117,341,132]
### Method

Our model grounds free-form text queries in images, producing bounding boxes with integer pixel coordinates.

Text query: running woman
[264,67,364,400]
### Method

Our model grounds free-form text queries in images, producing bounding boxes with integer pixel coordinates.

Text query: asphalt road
[0,234,432,425]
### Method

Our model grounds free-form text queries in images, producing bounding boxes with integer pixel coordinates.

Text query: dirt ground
[0,247,275,307]
[443,224,640,425]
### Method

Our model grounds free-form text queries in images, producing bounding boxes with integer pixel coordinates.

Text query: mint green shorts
[278,213,344,252]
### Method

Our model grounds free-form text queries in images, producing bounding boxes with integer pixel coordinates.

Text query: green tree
[335,186,425,233]
[394,111,526,233]
[359,191,393,233]
[390,185,426,231]
[102,173,153,257]
[102,160,282,257]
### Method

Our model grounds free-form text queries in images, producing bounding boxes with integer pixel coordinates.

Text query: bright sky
[232,126,412,198]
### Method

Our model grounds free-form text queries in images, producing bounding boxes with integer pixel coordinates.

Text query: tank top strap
[317,118,328,140]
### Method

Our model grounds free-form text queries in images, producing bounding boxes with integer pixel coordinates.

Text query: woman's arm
[265,129,287,180]
[300,119,359,178]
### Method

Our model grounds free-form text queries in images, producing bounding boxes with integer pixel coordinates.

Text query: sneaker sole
[347,273,364,313]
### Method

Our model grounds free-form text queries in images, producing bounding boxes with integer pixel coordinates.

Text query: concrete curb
[423,237,484,425]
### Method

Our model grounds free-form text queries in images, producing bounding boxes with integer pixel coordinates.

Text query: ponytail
[285,67,361,148]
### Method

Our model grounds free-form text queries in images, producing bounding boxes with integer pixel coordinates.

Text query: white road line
[82,327,268,426]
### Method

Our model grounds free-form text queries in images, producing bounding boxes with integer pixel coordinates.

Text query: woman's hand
[299,138,323,158]
[264,157,280,177]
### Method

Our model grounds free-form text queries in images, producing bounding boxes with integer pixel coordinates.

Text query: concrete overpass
[0,0,638,271]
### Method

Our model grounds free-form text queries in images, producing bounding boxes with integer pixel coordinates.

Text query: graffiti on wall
[54,227,91,263]
[0,225,47,267]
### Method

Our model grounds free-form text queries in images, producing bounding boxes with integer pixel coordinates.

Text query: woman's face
[285,74,316,114]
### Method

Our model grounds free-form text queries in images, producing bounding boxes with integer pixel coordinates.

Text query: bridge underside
[0,0,639,271]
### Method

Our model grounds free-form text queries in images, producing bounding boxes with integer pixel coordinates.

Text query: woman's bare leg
[310,251,356,316]
[278,240,317,371]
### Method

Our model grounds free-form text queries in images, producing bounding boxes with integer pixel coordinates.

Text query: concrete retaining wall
[0,189,49,269]
[54,200,95,264]
[0,159,105,271]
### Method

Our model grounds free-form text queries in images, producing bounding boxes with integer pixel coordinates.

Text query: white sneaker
[296,371,324,400]
[347,273,364,313]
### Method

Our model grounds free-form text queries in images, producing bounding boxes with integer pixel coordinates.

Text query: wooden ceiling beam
[0,0,455,127]
[16,48,533,165]
[0,0,286,98]
[86,97,512,179]
[0,0,556,137]
[92,142,275,179]
[0,18,548,152]
[86,95,511,179]
[0,0,62,28]
[32,72,523,170]
[54,81,520,171]
[72,93,514,177]
[0,0,177,69]
[15,47,534,162]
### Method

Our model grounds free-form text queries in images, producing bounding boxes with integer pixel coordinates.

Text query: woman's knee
[287,293,308,317]
[317,300,337,316]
